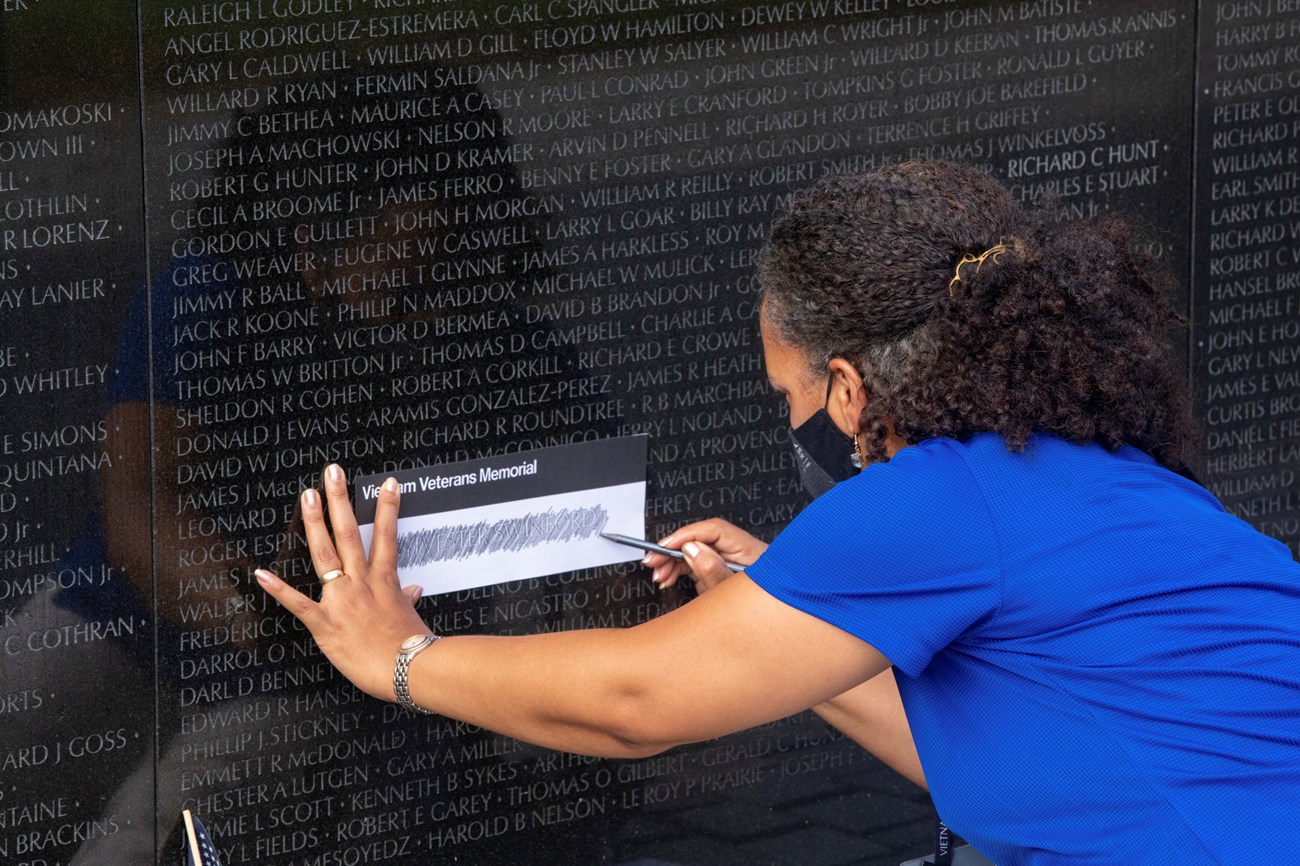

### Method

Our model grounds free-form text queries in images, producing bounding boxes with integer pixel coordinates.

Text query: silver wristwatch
[394,633,439,714]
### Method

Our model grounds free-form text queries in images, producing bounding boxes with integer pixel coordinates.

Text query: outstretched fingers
[321,464,368,578]
[255,568,319,624]
[300,487,347,583]
[368,477,402,583]
[254,468,429,703]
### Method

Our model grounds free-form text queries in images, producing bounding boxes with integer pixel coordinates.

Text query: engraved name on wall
[1,0,1249,863]
[1195,0,1300,555]
[141,2,1198,864]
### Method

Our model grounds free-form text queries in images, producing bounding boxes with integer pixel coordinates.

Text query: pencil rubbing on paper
[397,506,611,566]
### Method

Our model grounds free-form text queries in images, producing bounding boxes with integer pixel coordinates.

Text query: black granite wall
[0,1,1295,863]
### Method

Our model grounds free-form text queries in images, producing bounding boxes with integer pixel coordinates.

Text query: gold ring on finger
[319,569,347,585]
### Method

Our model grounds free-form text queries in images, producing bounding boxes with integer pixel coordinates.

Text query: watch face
[400,635,429,653]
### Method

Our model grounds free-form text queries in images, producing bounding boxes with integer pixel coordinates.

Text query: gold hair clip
[947,243,1007,297]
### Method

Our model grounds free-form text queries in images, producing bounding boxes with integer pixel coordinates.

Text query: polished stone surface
[1,1,1296,863]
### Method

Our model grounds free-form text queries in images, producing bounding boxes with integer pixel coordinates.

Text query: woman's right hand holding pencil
[645,518,768,592]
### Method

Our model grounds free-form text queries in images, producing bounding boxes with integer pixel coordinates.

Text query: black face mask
[790,408,860,499]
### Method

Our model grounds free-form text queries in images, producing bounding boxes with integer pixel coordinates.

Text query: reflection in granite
[0,1,155,863]
[2,0,1297,863]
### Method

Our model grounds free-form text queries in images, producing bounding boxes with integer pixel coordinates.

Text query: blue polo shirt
[747,433,1300,865]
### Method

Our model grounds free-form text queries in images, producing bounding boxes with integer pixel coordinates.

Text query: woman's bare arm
[813,670,926,789]
[648,519,926,787]
[256,467,891,758]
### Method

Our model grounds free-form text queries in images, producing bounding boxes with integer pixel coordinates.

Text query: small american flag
[182,810,223,866]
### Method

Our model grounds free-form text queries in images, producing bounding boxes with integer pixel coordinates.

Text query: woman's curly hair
[759,160,1198,471]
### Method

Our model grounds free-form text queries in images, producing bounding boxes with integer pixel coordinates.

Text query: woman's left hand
[255,465,428,703]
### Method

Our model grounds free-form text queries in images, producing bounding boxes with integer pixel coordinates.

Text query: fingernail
[641,554,653,566]
[302,489,318,507]
[255,569,276,586]
[383,477,398,493]
[683,542,700,558]
[328,464,343,482]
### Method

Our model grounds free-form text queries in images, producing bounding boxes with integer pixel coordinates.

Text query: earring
[849,435,866,469]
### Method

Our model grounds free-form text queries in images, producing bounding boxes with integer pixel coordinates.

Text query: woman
[257,161,1300,864]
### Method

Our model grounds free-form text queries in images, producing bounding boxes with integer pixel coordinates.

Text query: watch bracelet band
[394,635,440,714]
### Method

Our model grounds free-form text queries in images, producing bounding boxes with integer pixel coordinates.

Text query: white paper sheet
[359,481,645,595]
[353,436,648,596]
